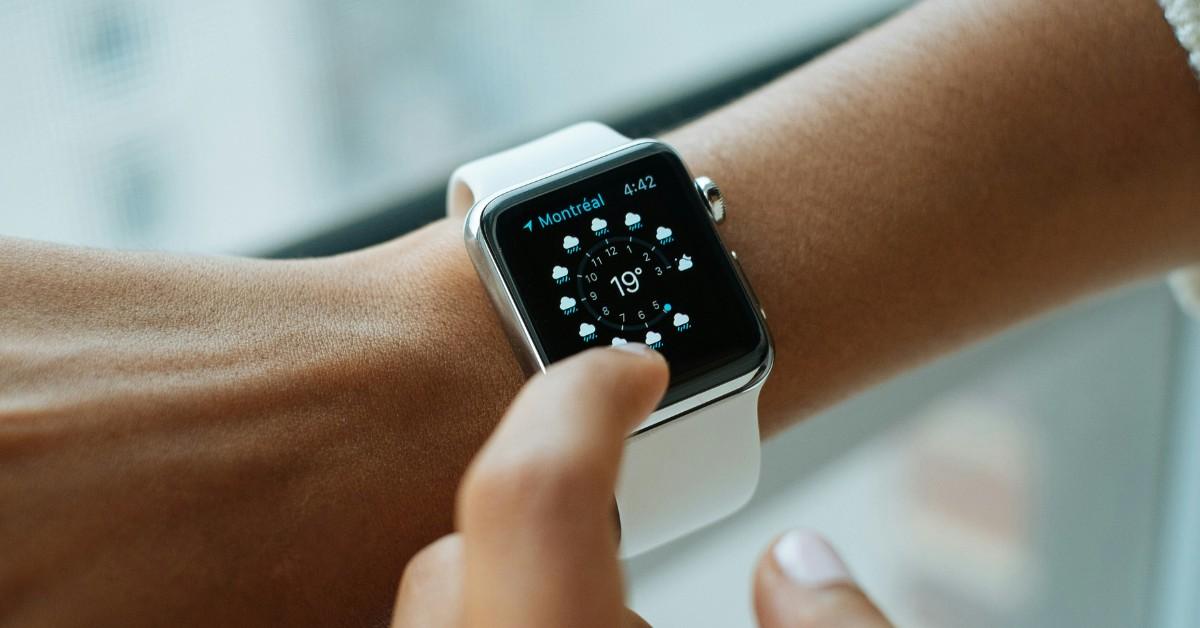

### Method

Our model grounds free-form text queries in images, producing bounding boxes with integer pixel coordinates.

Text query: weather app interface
[489,148,767,407]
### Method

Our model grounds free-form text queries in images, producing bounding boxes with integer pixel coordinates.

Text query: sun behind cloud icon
[677,255,693,271]
[655,226,673,241]
[562,235,580,250]
[625,212,641,226]
[559,296,577,311]
[590,217,608,232]
[645,331,662,345]
[552,265,568,280]
[579,322,597,338]
[673,313,690,327]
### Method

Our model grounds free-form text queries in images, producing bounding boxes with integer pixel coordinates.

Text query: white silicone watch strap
[616,383,764,557]
[451,122,765,557]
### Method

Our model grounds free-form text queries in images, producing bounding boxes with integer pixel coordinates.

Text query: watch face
[482,142,768,408]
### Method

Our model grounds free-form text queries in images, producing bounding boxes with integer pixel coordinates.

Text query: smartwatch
[451,122,773,557]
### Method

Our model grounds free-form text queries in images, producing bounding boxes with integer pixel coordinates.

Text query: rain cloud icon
[655,226,673,242]
[673,313,690,327]
[551,265,569,281]
[562,235,580,250]
[559,296,577,311]
[645,331,663,345]
[677,255,693,271]
[611,337,628,346]
[590,217,608,232]
[625,212,641,227]
[578,322,597,338]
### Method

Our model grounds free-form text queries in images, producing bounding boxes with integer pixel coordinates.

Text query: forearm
[664,0,1200,435]
[424,0,1200,438]
[397,0,1200,442]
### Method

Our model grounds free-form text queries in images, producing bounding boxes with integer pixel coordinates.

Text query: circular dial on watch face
[577,236,671,331]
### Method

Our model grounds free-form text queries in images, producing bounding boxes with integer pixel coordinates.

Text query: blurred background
[3,1,1198,626]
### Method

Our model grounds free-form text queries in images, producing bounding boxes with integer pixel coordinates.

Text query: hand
[391,346,892,628]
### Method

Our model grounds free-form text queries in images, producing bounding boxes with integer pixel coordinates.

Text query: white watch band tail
[617,380,764,557]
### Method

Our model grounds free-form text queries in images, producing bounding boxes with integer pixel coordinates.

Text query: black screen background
[485,145,767,408]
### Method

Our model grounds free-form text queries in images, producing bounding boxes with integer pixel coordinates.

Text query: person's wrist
[328,217,525,417]
[193,218,528,626]
[193,219,527,626]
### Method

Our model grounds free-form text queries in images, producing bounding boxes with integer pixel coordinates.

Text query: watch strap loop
[448,122,629,216]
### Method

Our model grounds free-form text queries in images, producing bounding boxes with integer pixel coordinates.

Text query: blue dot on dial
[664,303,672,312]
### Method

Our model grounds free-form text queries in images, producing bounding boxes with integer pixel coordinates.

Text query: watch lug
[694,176,725,224]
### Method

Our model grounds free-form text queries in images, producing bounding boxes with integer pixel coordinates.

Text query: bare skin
[2,0,1199,626]
[1,233,521,626]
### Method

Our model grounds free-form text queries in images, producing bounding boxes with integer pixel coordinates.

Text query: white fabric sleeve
[1160,0,1200,316]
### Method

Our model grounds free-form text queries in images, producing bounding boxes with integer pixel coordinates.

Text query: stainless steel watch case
[463,138,773,435]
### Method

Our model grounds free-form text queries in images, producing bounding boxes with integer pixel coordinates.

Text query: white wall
[0,0,908,253]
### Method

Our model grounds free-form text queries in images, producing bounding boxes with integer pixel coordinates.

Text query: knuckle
[399,535,460,595]
[461,452,609,526]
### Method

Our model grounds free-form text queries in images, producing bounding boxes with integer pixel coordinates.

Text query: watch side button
[759,307,767,320]
[695,176,726,224]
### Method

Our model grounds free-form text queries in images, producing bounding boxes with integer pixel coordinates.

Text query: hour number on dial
[577,236,671,331]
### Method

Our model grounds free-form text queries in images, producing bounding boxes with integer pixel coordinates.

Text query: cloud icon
[563,235,580,250]
[611,337,627,346]
[625,212,641,226]
[579,322,596,337]
[655,226,673,240]
[673,313,690,327]
[677,255,693,271]
[552,265,568,280]
[645,331,662,345]
[559,296,577,311]
[590,217,608,232]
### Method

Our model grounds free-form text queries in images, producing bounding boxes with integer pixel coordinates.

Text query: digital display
[484,144,768,408]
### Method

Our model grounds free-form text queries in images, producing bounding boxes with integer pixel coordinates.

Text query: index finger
[456,345,668,628]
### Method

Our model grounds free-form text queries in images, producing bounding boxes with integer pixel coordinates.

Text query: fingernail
[608,342,658,358]
[772,529,851,587]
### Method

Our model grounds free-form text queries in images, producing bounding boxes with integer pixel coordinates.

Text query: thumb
[753,530,892,628]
